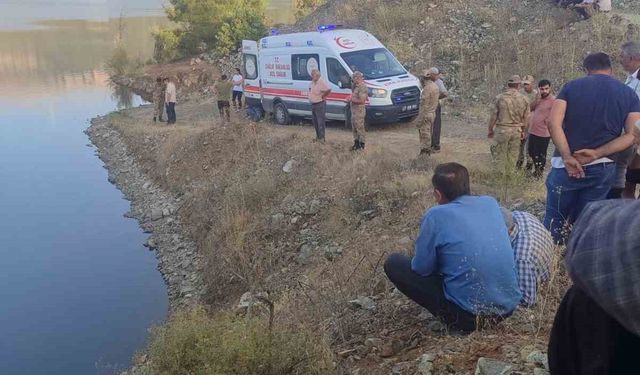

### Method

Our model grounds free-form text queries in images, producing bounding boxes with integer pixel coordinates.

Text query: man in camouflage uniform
[417,67,441,156]
[517,75,538,170]
[350,71,368,151]
[488,75,531,165]
[153,76,165,122]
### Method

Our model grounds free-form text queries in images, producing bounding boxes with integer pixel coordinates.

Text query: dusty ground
[105,96,561,374]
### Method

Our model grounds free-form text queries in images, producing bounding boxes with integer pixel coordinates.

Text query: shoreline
[86,113,206,310]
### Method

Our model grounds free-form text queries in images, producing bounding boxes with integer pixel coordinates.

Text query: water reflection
[111,81,136,109]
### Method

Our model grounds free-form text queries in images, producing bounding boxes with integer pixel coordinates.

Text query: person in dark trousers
[214,74,232,124]
[549,199,640,375]
[432,68,448,153]
[308,69,331,142]
[543,52,640,244]
[164,77,177,124]
[231,68,244,111]
[527,79,555,178]
[384,163,521,333]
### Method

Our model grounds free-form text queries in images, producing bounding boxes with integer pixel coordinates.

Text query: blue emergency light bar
[317,24,337,33]
[270,28,279,36]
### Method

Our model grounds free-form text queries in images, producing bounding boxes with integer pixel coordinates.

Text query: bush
[154,0,268,61]
[134,308,335,375]
[105,45,143,77]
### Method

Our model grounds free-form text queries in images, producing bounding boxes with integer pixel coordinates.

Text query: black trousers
[383,253,477,332]
[431,104,442,150]
[232,91,243,108]
[311,101,326,141]
[527,134,550,177]
[165,102,176,124]
[549,285,640,375]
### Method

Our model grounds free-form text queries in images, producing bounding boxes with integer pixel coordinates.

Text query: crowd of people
[150,40,640,373]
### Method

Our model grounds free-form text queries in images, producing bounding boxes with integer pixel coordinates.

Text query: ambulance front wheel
[273,102,291,125]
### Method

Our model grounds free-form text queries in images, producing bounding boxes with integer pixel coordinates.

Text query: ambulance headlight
[368,88,387,98]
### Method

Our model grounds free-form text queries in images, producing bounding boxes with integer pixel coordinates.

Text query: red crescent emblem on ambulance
[335,37,356,49]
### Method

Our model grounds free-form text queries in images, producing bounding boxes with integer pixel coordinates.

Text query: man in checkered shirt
[501,208,555,306]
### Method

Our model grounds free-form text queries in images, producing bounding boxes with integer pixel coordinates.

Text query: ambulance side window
[292,54,319,81]
[326,58,350,89]
[244,54,258,80]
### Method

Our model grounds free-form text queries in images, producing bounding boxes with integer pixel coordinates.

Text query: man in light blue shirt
[384,163,521,333]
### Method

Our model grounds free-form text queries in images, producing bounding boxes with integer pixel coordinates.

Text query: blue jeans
[544,163,615,243]
[165,102,176,124]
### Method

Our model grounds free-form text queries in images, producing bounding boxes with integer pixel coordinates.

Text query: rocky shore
[86,115,206,310]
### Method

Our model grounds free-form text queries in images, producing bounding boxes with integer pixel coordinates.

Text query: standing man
[214,74,232,124]
[153,76,165,122]
[231,68,244,111]
[488,75,530,165]
[384,163,521,333]
[517,75,538,170]
[527,79,555,178]
[432,68,448,153]
[309,69,331,142]
[417,68,440,156]
[620,41,640,199]
[350,71,368,151]
[164,77,177,125]
[543,52,640,243]
[501,208,554,306]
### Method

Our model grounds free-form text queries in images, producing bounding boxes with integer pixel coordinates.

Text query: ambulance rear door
[242,40,261,108]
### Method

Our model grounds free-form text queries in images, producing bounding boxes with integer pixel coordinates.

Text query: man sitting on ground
[501,208,554,306]
[384,163,521,333]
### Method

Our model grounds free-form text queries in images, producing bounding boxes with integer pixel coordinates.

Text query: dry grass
[108,96,565,373]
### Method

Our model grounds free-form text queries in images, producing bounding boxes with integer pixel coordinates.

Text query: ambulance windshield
[340,48,406,79]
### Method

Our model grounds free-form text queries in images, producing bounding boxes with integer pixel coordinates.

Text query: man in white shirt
[164,77,177,124]
[619,41,640,199]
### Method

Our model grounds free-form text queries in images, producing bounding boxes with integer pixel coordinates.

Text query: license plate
[402,104,417,112]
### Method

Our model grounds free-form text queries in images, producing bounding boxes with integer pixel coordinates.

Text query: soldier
[214,74,233,124]
[350,71,368,151]
[517,75,538,170]
[488,75,530,165]
[417,67,441,156]
[432,68,448,153]
[153,76,165,122]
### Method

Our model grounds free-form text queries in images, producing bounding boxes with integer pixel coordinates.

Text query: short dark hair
[507,82,519,88]
[432,163,471,201]
[583,52,612,71]
[538,79,551,87]
[221,74,227,80]
[156,77,162,83]
[235,67,241,73]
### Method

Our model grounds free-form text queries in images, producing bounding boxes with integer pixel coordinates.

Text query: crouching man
[384,163,522,333]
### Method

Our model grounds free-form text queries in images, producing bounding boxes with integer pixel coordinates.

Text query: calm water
[0,1,295,374]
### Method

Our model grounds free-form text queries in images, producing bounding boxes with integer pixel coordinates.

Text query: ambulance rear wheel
[274,102,291,125]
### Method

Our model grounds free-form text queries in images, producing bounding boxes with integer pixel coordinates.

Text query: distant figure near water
[153,76,165,122]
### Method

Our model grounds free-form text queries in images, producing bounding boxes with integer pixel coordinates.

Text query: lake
[0,1,296,374]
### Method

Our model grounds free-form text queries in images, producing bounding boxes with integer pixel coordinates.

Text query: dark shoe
[432,147,441,153]
[359,141,365,150]
[419,148,431,156]
[350,140,360,151]
[153,116,157,122]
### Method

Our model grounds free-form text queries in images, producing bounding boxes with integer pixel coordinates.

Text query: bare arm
[548,99,585,178]
[574,112,640,163]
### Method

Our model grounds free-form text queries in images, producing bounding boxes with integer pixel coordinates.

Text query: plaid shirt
[510,211,555,306]
[567,199,640,337]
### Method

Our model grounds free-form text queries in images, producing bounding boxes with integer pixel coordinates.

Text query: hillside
[103,1,640,374]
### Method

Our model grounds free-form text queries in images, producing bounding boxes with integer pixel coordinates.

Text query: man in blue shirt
[544,52,640,243]
[384,163,521,333]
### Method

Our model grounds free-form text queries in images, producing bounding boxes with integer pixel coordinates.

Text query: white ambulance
[242,26,421,126]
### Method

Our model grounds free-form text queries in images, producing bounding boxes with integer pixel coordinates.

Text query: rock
[391,361,412,374]
[418,353,436,375]
[380,345,396,358]
[526,351,549,370]
[398,236,412,245]
[417,310,434,320]
[142,181,151,190]
[144,238,157,250]
[481,22,492,28]
[150,209,163,221]
[324,245,343,261]
[533,369,549,375]
[359,209,377,220]
[270,213,285,226]
[475,358,513,375]
[348,296,376,311]
[162,208,171,217]
[297,243,314,264]
[237,291,266,310]
[282,159,296,173]
[307,199,322,215]
[290,216,301,224]
[427,320,446,333]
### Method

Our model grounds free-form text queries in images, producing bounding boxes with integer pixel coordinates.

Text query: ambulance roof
[259,29,386,54]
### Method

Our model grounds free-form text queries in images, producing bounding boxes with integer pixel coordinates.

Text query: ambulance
[242,26,421,126]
